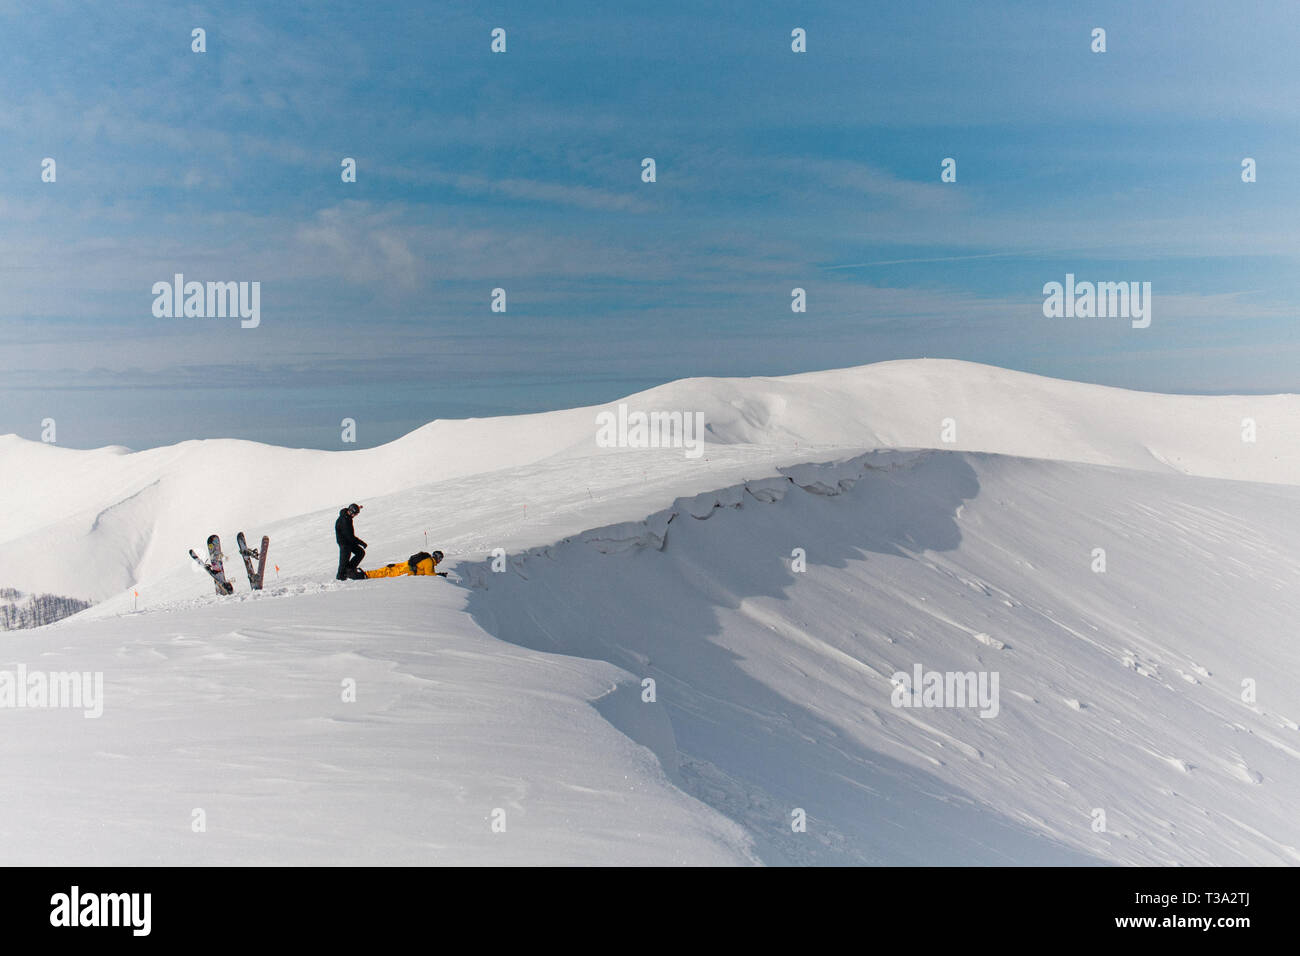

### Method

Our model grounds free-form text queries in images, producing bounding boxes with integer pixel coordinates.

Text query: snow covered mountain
[1,359,1297,864]
[3,358,1295,607]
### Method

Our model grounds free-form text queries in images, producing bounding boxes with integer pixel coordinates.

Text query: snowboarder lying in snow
[363,551,445,579]
[335,503,367,580]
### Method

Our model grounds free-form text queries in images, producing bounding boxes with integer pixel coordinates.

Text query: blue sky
[2,0,1298,448]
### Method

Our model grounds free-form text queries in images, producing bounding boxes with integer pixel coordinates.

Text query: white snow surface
[1,358,1297,865]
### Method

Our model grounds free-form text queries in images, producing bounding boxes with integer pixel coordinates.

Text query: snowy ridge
[459,450,926,581]
[461,450,1300,865]
[2,359,1299,865]
[2,359,1296,604]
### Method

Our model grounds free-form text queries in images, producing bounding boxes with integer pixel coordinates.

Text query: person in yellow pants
[363,550,444,579]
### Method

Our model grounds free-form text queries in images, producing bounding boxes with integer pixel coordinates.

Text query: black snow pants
[337,543,365,580]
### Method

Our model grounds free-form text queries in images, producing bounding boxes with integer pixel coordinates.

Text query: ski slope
[1,359,1297,865]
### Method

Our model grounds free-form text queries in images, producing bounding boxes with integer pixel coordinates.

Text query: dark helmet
[347,503,362,515]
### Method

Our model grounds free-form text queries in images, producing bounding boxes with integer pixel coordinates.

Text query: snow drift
[0,359,1297,865]
[463,450,1300,864]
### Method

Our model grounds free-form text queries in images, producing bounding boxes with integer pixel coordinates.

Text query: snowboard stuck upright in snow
[188,534,234,596]
[237,532,270,591]
[189,533,269,594]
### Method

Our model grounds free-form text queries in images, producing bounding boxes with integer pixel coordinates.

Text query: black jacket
[335,510,365,549]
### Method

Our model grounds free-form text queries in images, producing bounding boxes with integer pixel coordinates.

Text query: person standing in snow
[335,503,367,580]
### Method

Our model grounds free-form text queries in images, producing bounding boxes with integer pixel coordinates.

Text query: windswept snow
[2,358,1295,604]
[0,358,1297,865]
[0,581,754,865]
[463,451,1300,865]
